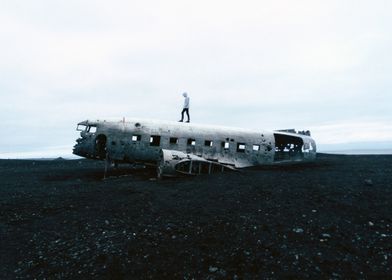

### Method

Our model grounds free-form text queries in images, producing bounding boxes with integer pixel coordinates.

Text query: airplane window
[187,138,196,146]
[253,145,260,151]
[88,126,97,133]
[150,135,161,146]
[77,124,87,131]
[205,140,213,147]
[170,137,178,144]
[237,143,246,153]
[132,135,141,142]
[221,142,230,149]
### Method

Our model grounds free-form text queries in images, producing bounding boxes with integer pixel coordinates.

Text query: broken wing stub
[157,149,235,178]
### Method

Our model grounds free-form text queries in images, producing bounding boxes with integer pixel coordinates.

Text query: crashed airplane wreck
[73,119,316,178]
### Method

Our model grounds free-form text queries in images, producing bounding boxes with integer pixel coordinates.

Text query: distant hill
[318,141,392,155]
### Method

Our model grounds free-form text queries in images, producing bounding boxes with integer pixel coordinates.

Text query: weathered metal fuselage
[73,118,316,176]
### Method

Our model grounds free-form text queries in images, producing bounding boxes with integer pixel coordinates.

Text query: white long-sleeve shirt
[183,96,190,109]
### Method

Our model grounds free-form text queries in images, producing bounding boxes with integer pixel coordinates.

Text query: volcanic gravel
[0,154,391,279]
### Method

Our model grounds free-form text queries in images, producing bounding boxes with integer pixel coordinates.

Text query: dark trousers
[181,108,190,121]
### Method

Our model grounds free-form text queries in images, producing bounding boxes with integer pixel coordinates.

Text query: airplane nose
[73,137,91,157]
[73,142,84,157]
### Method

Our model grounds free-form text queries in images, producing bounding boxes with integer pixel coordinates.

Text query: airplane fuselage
[73,118,316,173]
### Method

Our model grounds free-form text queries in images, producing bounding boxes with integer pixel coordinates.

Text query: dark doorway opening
[95,134,107,159]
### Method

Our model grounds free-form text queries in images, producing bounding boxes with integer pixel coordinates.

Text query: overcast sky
[1,0,391,158]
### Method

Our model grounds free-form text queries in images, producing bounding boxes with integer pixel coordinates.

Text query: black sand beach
[0,154,391,279]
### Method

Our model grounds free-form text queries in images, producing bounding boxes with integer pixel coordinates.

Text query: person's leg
[185,109,190,122]
[179,109,185,122]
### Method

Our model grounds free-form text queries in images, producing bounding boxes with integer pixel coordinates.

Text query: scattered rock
[364,179,373,186]
[293,228,304,233]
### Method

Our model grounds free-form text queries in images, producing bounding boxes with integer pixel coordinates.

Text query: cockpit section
[73,121,104,159]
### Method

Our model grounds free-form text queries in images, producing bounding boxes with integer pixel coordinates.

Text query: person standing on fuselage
[179,92,190,123]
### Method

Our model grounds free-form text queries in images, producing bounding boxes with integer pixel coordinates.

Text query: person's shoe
[178,120,183,122]
[186,120,190,123]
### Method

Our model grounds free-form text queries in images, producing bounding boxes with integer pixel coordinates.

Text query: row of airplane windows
[130,134,270,153]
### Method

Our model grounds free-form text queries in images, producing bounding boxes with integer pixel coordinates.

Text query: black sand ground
[0,154,391,279]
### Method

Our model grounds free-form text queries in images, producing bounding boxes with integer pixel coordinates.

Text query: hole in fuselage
[274,133,304,161]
